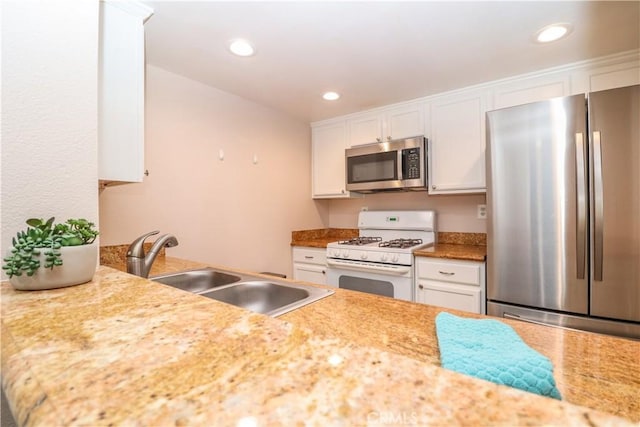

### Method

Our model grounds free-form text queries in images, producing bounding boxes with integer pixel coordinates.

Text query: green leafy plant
[2,217,98,278]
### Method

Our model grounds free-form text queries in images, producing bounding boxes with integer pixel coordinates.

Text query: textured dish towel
[435,312,562,399]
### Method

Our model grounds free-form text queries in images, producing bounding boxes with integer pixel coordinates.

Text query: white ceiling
[142,1,640,123]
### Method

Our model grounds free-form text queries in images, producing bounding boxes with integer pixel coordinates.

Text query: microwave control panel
[402,148,421,179]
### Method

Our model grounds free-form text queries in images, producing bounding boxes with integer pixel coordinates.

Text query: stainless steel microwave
[345,136,427,193]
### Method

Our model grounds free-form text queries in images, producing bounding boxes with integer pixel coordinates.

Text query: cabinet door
[428,92,487,194]
[348,112,383,146]
[293,263,327,285]
[491,74,569,110]
[416,281,481,313]
[98,1,152,183]
[386,102,424,140]
[587,63,640,93]
[312,121,352,198]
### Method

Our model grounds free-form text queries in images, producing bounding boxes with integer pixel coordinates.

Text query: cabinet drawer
[292,247,327,265]
[417,260,480,286]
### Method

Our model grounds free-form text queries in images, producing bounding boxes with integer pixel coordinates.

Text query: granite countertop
[413,243,486,262]
[2,258,639,425]
[290,228,358,248]
[291,229,488,261]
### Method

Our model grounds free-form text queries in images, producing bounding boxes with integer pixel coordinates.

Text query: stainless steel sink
[151,268,242,293]
[201,281,332,317]
[150,268,333,316]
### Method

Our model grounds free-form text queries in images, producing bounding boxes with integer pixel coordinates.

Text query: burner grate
[379,238,423,249]
[338,236,383,246]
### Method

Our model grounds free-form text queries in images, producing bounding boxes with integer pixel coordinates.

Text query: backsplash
[438,232,486,246]
[100,243,165,267]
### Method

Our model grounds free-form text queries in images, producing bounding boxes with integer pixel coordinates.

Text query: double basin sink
[150,268,333,317]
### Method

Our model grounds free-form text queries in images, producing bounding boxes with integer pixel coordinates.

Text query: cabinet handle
[438,271,455,276]
[341,189,345,194]
[432,185,437,190]
[376,137,381,142]
[387,135,392,141]
[304,256,314,259]
[322,270,326,274]
[418,284,424,289]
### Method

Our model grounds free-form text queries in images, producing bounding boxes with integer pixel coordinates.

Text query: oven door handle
[326,258,411,275]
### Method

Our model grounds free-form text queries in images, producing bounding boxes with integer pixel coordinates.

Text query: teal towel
[435,312,562,399]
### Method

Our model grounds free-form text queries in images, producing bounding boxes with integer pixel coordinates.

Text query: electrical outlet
[477,204,487,219]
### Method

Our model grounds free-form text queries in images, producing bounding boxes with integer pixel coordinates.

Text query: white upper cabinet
[387,103,425,140]
[98,1,153,184]
[490,73,569,110]
[583,59,640,93]
[348,112,383,146]
[312,121,354,198]
[427,91,487,194]
[347,102,424,146]
[310,51,638,198]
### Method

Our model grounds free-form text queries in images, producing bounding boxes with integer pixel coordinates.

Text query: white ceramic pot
[9,243,98,291]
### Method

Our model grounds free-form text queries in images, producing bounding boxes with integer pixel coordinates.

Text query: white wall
[99,66,327,277]
[328,193,487,232]
[1,1,99,273]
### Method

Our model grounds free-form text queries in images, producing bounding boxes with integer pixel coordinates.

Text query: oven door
[326,262,413,301]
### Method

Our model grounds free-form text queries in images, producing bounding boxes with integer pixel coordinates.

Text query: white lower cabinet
[292,247,327,285]
[415,257,486,314]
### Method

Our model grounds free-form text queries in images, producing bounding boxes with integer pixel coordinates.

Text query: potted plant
[2,217,99,290]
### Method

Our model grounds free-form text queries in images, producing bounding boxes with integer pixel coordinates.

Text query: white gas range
[326,210,436,301]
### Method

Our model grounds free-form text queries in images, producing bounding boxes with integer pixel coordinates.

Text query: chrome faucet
[126,231,179,278]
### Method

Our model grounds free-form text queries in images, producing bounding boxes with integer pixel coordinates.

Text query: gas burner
[338,236,383,246]
[379,238,424,249]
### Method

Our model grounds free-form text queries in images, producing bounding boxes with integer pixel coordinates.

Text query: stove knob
[342,250,350,258]
[332,249,341,257]
[360,253,368,260]
[391,254,399,262]
[380,253,388,262]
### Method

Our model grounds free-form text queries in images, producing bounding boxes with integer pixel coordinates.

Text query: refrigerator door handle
[575,132,587,280]
[593,131,604,281]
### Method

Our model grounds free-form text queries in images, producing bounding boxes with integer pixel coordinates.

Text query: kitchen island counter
[2,258,638,425]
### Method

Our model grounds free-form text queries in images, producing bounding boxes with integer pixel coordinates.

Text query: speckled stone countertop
[414,232,487,261]
[2,258,638,425]
[292,229,488,261]
[290,228,358,248]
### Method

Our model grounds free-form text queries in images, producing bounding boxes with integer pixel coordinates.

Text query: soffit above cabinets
[142,1,639,123]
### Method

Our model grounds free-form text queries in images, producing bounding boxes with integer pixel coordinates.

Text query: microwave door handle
[397,149,404,181]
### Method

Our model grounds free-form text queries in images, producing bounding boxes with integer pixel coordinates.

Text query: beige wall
[1,0,99,275]
[99,66,328,277]
[328,193,487,232]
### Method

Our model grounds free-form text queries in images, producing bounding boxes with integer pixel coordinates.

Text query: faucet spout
[126,231,179,278]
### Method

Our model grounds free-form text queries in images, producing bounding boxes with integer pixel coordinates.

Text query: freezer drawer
[487,302,640,340]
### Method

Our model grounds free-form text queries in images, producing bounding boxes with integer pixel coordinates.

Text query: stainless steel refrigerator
[486,84,640,340]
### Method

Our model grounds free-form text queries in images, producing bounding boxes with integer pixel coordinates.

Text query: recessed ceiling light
[323,91,340,101]
[228,39,255,57]
[535,23,573,43]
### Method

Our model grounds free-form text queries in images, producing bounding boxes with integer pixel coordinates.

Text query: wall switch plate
[477,204,487,219]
